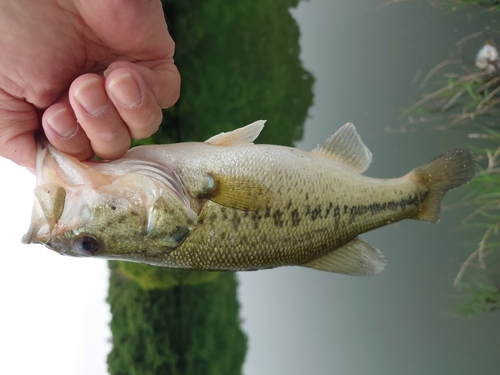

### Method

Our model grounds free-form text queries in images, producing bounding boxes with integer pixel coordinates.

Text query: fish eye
[73,235,100,256]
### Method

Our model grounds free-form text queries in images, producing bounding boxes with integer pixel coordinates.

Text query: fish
[22,121,477,275]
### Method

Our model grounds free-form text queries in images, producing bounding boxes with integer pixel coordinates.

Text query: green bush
[117,261,220,290]
[107,262,247,375]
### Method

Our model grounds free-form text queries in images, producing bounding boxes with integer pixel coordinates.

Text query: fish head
[23,142,196,262]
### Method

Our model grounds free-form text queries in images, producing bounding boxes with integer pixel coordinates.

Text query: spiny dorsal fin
[302,237,386,275]
[205,120,266,146]
[198,173,272,211]
[312,123,372,173]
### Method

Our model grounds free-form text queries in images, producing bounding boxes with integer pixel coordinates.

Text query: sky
[0,157,111,375]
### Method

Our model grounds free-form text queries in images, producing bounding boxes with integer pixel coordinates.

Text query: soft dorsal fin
[312,123,372,173]
[302,237,386,276]
[205,120,266,146]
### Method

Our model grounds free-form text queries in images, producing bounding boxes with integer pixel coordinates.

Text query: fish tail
[412,149,476,222]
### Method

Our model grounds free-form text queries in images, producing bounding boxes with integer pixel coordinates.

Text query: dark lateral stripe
[348,193,423,221]
[212,192,427,229]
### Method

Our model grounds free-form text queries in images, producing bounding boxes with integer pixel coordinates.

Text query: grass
[431,0,500,11]
[453,138,500,314]
[455,281,500,315]
[403,27,500,315]
[400,28,500,130]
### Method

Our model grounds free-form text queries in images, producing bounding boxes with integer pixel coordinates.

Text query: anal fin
[302,237,386,276]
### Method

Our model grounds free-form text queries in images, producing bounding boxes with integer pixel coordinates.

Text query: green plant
[455,281,500,315]
[117,261,220,290]
[431,0,500,11]
[402,65,500,129]
[403,26,500,314]
[107,263,247,375]
[451,133,500,314]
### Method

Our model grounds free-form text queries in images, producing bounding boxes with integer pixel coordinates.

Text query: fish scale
[159,144,426,270]
[23,121,477,276]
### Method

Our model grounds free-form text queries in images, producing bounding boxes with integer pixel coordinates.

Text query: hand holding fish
[0,0,179,170]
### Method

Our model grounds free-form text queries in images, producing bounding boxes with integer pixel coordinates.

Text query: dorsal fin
[205,120,266,146]
[312,123,372,173]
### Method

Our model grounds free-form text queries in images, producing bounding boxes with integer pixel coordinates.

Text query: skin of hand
[0,0,180,171]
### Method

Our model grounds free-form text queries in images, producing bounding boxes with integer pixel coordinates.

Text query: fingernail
[108,73,143,108]
[103,66,112,78]
[74,78,108,115]
[47,108,78,138]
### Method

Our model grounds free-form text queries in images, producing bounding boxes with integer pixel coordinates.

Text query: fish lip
[21,230,72,256]
[22,141,52,246]
[21,232,38,245]
[43,238,75,256]
[21,218,48,245]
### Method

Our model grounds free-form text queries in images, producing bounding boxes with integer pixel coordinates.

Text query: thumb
[0,93,39,170]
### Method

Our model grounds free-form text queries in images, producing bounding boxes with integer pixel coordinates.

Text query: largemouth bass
[23,121,476,275]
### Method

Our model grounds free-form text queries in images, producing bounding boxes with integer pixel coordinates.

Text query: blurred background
[1,0,500,374]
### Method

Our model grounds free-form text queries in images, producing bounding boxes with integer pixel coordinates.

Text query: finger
[105,59,181,113]
[69,74,132,160]
[104,66,163,140]
[42,102,93,161]
[0,93,39,170]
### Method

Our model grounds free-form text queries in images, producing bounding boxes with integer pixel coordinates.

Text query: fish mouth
[21,231,45,245]
[21,201,50,245]
[22,217,60,245]
[22,140,112,256]
[22,138,80,248]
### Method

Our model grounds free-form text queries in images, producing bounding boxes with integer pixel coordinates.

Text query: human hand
[0,0,180,171]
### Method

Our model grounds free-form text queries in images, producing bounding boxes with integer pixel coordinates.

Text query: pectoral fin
[198,174,272,211]
[302,237,386,275]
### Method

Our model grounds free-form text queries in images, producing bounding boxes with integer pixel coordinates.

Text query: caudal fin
[413,149,476,222]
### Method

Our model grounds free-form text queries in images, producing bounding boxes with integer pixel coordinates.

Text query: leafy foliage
[117,261,220,290]
[107,262,247,375]
[134,0,315,146]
